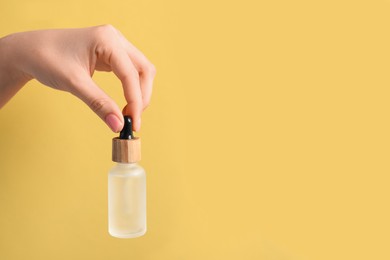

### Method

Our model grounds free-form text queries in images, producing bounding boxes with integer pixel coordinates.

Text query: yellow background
[0,0,390,259]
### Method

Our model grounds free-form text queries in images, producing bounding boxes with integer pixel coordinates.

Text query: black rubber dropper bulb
[119,116,134,140]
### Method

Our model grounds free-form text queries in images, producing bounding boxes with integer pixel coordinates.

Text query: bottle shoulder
[109,163,145,177]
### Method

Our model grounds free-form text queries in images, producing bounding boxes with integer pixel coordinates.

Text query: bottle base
[109,228,146,239]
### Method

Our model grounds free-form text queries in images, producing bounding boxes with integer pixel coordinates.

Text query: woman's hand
[0,25,156,132]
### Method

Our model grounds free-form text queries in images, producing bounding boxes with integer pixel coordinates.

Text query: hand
[0,25,156,132]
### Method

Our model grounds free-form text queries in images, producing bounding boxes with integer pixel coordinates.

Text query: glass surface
[108,163,146,238]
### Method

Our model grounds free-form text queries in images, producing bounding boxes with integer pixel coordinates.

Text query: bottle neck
[116,162,139,165]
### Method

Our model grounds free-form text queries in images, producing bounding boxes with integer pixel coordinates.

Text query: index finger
[109,49,143,131]
[116,30,156,110]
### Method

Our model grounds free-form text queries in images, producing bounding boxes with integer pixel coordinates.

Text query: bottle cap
[112,116,141,163]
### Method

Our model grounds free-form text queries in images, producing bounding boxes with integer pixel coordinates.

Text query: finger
[129,53,155,111]
[112,30,156,110]
[70,75,124,133]
[109,49,143,131]
[115,31,156,110]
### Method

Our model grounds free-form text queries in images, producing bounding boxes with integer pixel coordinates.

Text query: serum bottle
[108,116,146,238]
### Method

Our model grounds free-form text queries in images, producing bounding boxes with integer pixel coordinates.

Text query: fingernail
[105,114,122,132]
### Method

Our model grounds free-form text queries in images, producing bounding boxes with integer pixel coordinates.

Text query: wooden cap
[112,137,141,163]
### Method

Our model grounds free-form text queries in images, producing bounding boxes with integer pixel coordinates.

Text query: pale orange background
[1,0,390,259]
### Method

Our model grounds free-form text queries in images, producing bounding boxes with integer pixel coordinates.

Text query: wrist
[0,34,32,108]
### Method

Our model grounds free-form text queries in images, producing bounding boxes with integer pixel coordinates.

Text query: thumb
[70,76,124,132]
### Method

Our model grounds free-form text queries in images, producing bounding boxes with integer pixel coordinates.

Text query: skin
[0,24,156,132]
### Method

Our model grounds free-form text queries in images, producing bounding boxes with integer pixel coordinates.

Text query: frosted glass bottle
[109,116,146,238]
[108,162,146,238]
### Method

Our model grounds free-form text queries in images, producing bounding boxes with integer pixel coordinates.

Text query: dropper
[112,116,141,163]
[119,116,134,140]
